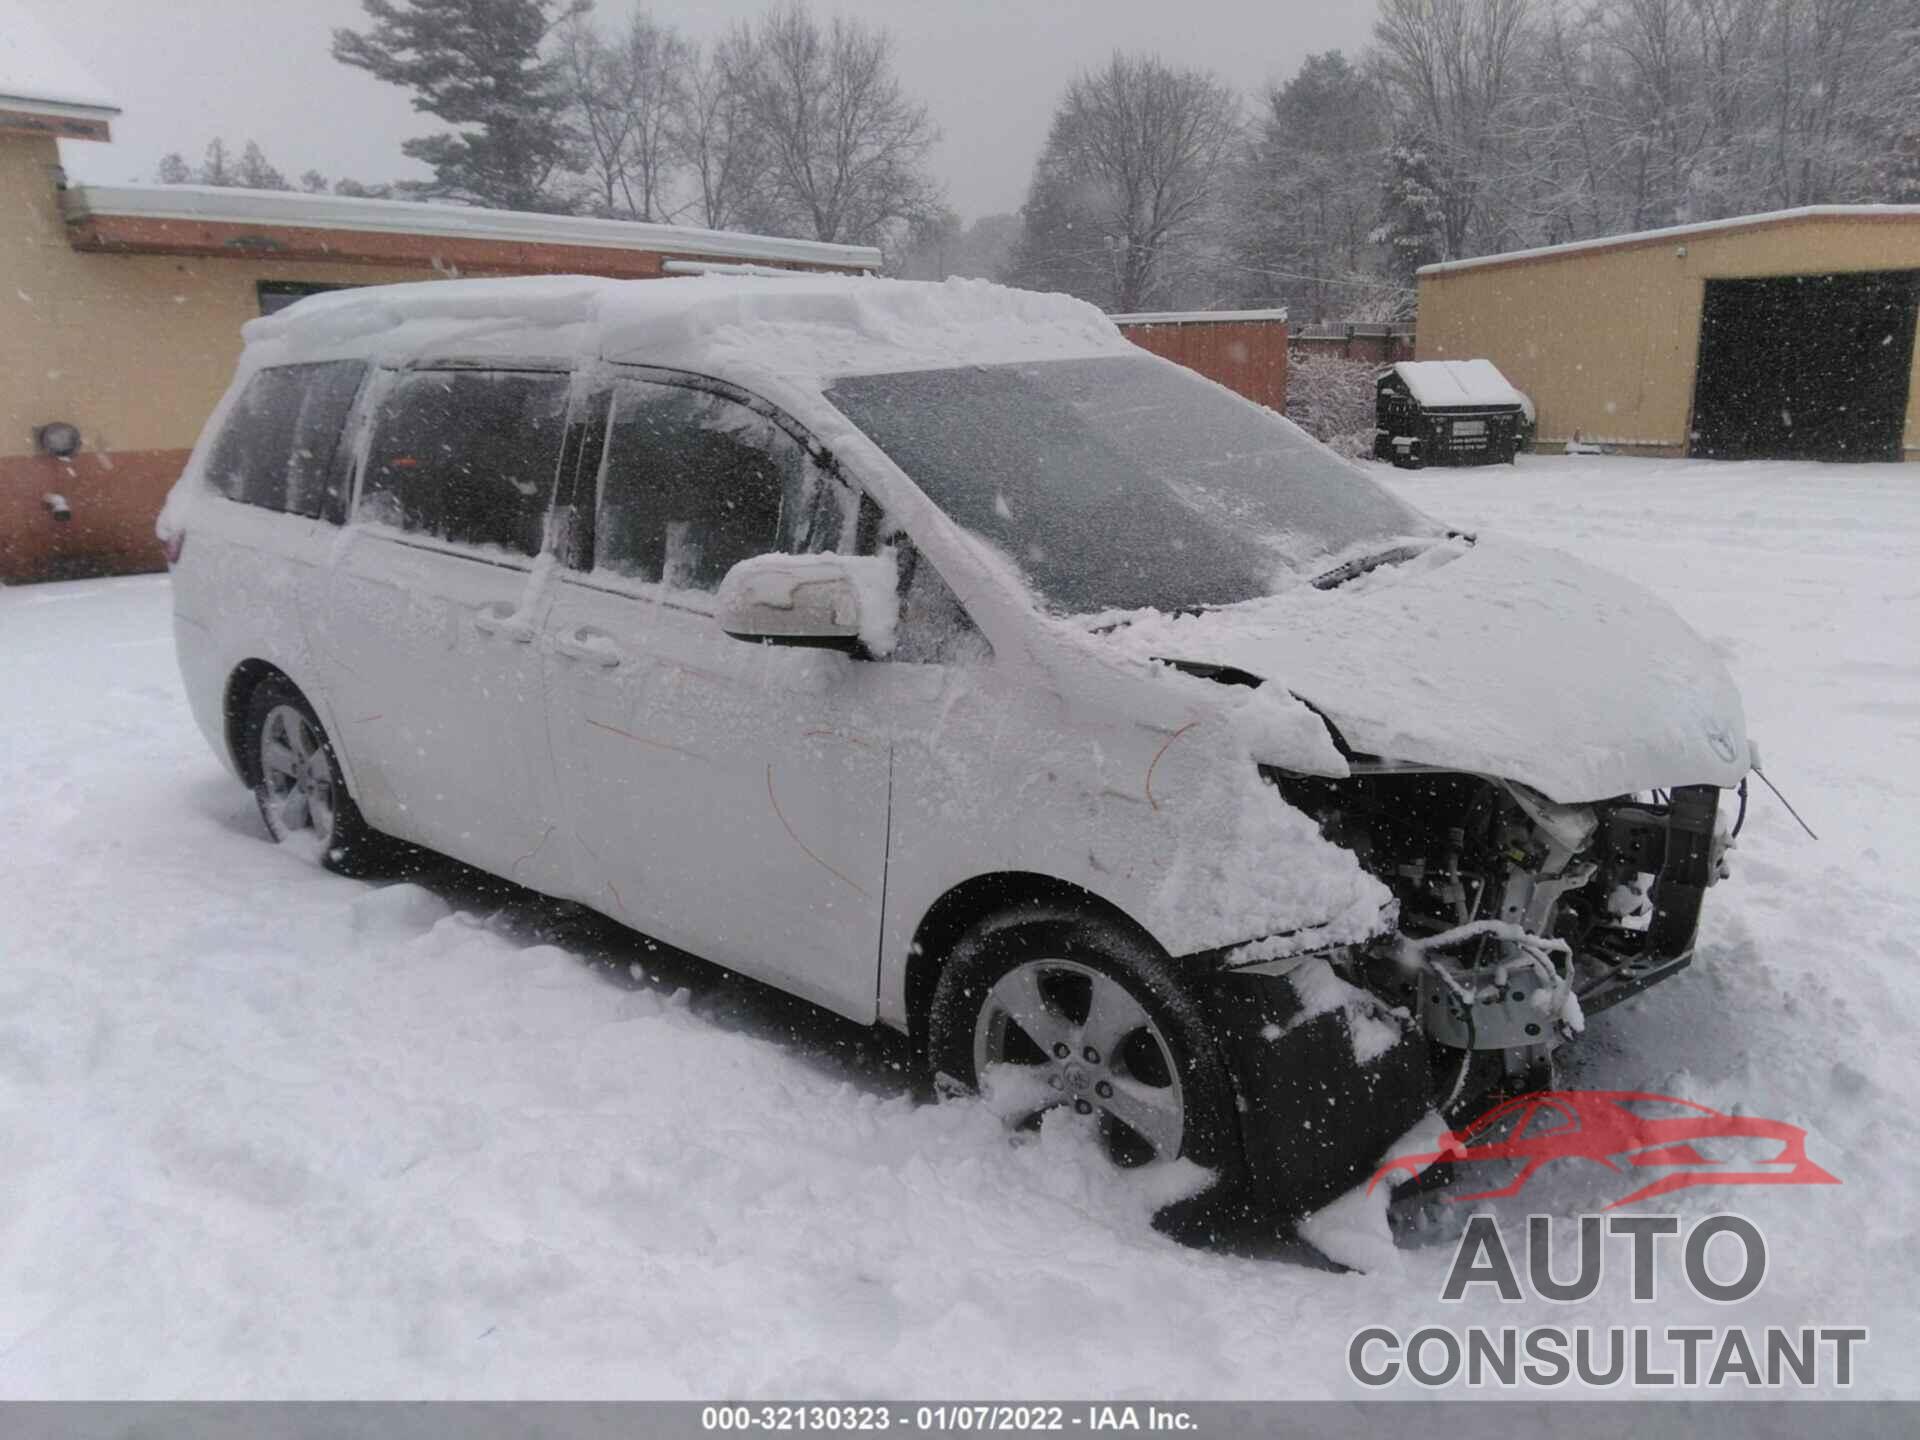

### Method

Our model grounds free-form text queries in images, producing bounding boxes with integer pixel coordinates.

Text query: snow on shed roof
[242,273,1133,384]
[1388,359,1524,409]
[64,183,881,270]
[1418,205,1920,278]
[0,0,119,118]
[1110,308,1289,325]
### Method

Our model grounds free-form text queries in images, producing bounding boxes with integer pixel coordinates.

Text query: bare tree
[1372,0,1534,256]
[560,7,687,221]
[672,27,771,231]
[736,3,941,245]
[1766,0,1901,207]
[1008,52,1241,312]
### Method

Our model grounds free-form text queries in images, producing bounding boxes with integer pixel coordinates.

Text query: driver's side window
[594,378,850,590]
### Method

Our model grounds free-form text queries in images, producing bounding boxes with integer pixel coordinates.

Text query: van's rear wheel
[927,907,1242,1180]
[242,677,392,877]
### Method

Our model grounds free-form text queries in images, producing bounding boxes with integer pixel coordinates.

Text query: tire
[241,676,394,878]
[927,905,1243,1185]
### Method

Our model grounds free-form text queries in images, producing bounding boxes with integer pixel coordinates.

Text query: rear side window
[593,380,850,591]
[358,370,570,558]
[204,361,365,519]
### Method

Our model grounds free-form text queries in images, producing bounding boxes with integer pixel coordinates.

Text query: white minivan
[162,274,1751,1218]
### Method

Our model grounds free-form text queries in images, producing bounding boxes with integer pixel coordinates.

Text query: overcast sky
[52,0,1375,223]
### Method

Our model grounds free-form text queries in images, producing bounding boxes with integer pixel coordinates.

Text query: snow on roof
[64,183,880,270]
[242,273,1133,385]
[0,0,119,117]
[1111,308,1289,325]
[1418,205,1920,278]
[1389,359,1524,409]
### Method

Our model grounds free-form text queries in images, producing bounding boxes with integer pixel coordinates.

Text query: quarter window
[593,380,850,591]
[204,361,366,519]
[359,370,570,558]
[891,541,991,665]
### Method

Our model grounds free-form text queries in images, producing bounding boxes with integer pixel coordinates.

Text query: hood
[1122,538,1750,803]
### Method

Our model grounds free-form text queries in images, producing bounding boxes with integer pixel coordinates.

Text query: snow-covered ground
[2,453,1915,1398]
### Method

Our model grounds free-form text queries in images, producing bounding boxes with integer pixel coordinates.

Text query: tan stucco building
[0,21,878,584]
[1416,208,1920,462]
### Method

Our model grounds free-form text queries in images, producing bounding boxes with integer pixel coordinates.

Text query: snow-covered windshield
[826,353,1436,616]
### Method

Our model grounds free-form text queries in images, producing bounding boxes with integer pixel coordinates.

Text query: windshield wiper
[1310,533,1473,592]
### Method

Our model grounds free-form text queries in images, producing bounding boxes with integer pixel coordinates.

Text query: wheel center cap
[1062,1062,1091,1092]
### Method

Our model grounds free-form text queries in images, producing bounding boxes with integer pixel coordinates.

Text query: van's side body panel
[164,278,1383,1044]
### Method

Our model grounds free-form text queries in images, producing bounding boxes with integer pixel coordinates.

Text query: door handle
[552,626,624,668]
[472,603,535,643]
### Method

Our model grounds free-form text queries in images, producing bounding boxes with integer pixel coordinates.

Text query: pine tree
[1231,50,1386,319]
[333,0,584,212]
[237,141,291,191]
[198,138,236,187]
[1372,129,1448,287]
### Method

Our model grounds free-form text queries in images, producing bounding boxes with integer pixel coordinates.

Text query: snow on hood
[1104,538,1750,803]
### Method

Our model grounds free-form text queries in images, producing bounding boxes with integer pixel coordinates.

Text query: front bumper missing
[1199,966,1430,1218]
[1578,947,1694,1014]
[1573,782,1721,1015]
[1186,782,1727,1214]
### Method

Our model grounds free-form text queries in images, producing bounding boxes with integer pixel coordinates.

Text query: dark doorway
[1689,269,1919,461]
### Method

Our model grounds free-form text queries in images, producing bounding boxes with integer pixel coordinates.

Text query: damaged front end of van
[1127,537,1752,1217]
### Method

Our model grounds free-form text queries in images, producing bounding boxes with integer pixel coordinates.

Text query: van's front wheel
[927,908,1242,1180]
[243,677,392,877]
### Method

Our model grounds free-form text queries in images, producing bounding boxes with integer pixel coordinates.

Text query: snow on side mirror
[715,552,900,656]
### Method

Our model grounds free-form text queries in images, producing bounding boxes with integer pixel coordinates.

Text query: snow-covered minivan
[161,275,1751,1220]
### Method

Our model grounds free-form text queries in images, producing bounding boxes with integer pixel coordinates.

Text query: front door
[542,374,892,1021]
[313,365,573,891]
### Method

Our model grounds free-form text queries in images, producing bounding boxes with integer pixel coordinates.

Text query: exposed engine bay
[1265,762,1735,1103]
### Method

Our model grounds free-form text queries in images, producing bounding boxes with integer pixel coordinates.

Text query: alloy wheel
[972,957,1186,1166]
[259,703,336,847]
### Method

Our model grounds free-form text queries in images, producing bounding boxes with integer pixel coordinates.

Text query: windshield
[826,353,1437,616]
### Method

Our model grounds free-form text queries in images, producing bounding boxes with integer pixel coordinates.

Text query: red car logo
[1370,1090,1840,1210]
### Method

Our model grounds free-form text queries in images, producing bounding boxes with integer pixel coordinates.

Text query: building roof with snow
[0,0,119,139]
[1385,359,1524,410]
[63,184,883,274]
[1417,205,1920,278]
[1108,308,1289,326]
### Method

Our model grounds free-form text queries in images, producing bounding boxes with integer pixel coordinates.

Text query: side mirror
[716,552,899,654]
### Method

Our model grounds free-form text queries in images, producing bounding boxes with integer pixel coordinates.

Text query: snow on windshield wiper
[1309,533,1473,592]
[1083,602,1226,635]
